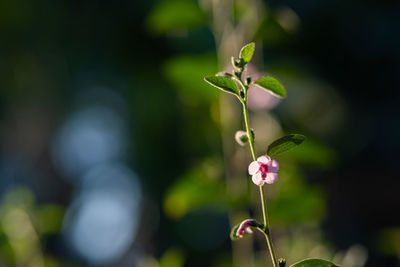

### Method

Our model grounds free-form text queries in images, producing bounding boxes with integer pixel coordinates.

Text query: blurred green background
[0,0,399,266]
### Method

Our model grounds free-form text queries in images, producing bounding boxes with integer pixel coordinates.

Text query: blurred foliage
[147,0,206,35]
[164,159,226,219]
[159,247,185,267]
[289,137,336,168]
[375,227,400,257]
[163,53,219,103]
[0,187,66,266]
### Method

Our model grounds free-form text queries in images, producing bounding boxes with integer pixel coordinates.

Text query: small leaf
[290,258,340,267]
[254,76,287,98]
[204,76,239,96]
[267,134,306,158]
[239,42,255,64]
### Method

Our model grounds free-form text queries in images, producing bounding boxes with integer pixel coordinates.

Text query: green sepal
[267,134,306,158]
[254,76,287,98]
[230,224,242,240]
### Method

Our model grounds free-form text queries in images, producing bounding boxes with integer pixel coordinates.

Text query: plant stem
[242,100,278,267]
[259,187,278,267]
[242,102,256,161]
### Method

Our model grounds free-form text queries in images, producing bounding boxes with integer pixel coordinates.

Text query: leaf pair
[204,42,287,99]
[204,75,286,98]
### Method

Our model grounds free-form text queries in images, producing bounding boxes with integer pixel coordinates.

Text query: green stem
[242,100,278,267]
[259,187,278,267]
[242,102,256,161]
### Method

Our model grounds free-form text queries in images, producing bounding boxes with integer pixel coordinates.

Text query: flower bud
[246,76,252,85]
[278,258,286,267]
[235,130,249,146]
[231,56,240,69]
[230,218,263,240]
[250,128,255,140]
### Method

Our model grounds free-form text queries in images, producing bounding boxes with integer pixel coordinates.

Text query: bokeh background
[0,0,399,266]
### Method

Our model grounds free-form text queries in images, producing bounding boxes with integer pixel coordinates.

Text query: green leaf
[290,258,339,267]
[239,42,255,64]
[267,134,306,158]
[204,76,239,96]
[254,76,287,98]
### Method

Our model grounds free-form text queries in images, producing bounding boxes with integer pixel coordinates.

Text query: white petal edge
[265,172,278,184]
[252,172,264,186]
[248,161,260,175]
[268,159,279,172]
[257,155,271,164]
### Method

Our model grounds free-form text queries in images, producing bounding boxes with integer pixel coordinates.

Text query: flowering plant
[204,43,338,267]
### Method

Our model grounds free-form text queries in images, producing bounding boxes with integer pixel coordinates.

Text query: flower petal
[245,227,253,234]
[252,172,264,186]
[248,161,260,175]
[257,155,271,164]
[267,159,279,172]
[236,219,255,237]
[265,172,278,184]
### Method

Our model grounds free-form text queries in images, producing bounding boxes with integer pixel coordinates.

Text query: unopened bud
[231,56,240,69]
[235,130,249,146]
[246,76,252,85]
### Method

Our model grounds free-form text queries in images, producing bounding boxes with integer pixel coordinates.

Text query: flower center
[259,164,269,175]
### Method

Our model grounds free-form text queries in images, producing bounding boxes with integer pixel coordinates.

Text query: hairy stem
[242,100,278,267]
[242,102,256,160]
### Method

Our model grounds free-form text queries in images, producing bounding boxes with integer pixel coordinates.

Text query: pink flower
[248,155,279,186]
[236,219,255,237]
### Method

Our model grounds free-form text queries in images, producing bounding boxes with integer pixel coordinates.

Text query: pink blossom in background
[247,85,281,111]
[248,155,279,186]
